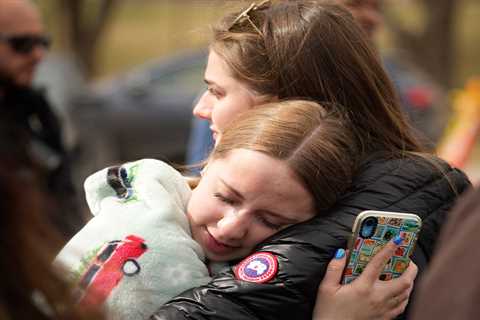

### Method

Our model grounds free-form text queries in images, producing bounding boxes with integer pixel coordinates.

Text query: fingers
[385,260,418,299]
[382,260,417,320]
[387,292,410,319]
[383,272,414,319]
[387,274,416,320]
[388,298,410,319]
[319,249,347,289]
[401,260,418,284]
[361,237,402,283]
[387,288,410,309]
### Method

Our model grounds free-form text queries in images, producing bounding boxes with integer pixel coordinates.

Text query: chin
[206,254,230,263]
[206,249,248,263]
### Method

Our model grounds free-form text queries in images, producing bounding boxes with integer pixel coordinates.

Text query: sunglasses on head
[0,34,51,54]
[228,0,270,36]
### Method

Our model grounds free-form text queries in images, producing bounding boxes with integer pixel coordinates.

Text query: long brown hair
[211,0,423,157]
[212,100,358,213]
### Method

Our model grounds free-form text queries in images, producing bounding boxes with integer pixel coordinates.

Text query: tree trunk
[385,0,460,88]
[59,0,117,78]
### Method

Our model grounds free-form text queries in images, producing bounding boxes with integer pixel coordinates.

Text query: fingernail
[335,248,345,259]
[393,235,403,245]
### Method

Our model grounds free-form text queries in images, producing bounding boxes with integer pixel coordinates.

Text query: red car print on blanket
[77,234,148,307]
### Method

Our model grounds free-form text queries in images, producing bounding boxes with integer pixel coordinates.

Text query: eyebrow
[204,78,226,91]
[204,78,218,87]
[219,178,301,224]
[261,210,300,224]
[219,178,245,200]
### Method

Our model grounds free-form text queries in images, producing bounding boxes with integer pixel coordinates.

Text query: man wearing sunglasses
[0,0,83,240]
[0,0,49,88]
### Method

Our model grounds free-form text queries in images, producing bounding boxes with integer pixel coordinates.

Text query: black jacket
[0,85,83,239]
[151,155,471,320]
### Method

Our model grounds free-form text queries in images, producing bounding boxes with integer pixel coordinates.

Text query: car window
[98,242,118,262]
[79,264,101,288]
[150,61,205,94]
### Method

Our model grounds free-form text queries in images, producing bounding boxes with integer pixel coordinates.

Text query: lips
[204,230,237,255]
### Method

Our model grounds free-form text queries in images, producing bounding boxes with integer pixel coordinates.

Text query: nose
[216,209,251,241]
[30,45,46,63]
[193,91,213,120]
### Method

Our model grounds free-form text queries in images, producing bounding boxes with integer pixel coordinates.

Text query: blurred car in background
[68,50,207,185]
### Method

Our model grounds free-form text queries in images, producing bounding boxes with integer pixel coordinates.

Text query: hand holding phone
[342,210,422,284]
[315,241,418,320]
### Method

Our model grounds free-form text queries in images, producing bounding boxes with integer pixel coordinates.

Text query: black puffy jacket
[151,155,471,320]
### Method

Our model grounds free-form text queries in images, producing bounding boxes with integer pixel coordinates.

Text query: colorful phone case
[342,210,422,285]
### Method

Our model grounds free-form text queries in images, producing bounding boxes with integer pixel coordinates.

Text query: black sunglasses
[0,34,51,54]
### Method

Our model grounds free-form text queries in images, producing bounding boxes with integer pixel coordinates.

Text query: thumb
[320,249,347,289]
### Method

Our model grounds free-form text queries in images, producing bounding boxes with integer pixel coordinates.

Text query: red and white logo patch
[235,252,278,283]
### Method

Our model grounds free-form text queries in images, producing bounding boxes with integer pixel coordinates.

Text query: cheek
[212,97,252,132]
[0,53,16,72]
[248,228,277,247]
[211,102,236,132]
[1,57,29,79]
[187,188,217,226]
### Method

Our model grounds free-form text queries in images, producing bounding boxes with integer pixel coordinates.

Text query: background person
[151,2,470,319]
[0,0,83,240]
[408,185,480,319]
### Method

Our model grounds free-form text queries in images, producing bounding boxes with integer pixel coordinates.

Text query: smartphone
[342,210,422,285]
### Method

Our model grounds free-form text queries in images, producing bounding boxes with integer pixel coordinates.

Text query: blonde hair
[211,100,358,213]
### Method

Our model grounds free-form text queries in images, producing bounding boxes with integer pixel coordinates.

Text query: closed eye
[256,215,284,230]
[213,192,237,205]
[207,86,223,99]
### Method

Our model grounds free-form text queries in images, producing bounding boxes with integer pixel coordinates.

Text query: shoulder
[264,154,470,244]
[354,153,469,190]
[345,154,471,212]
[7,85,49,103]
[3,86,53,118]
[262,154,471,256]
